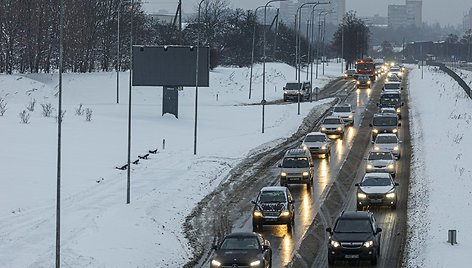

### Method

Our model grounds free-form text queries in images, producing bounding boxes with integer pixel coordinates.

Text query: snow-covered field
[0,62,342,267]
[405,65,472,267]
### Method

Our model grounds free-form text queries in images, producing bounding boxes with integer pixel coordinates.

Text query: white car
[301,132,331,156]
[320,116,345,139]
[331,104,354,126]
[365,150,397,177]
[355,173,399,210]
[373,134,401,159]
[383,81,402,91]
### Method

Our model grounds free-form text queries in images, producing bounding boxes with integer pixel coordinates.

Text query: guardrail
[429,62,472,99]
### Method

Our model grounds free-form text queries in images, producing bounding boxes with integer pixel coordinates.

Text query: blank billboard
[132,45,209,87]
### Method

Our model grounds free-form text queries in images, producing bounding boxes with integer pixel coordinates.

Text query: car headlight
[386,192,396,198]
[388,72,392,76]
[330,240,340,248]
[396,108,401,113]
[321,127,327,131]
[366,164,373,170]
[302,144,308,150]
[250,260,261,267]
[302,171,309,177]
[356,81,360,84]
[337,127,342,131]
[393,146,399,151]
[388,164,394,169]
[281,172,287,177]
[367,80,371,84]
[363,240,374,248]
[392,129,398,133]
[280,210,290,217]
[374,146,380,150]
[284,90,288,94]
[357,193,367,199]
[372,129,378,133]
[211,260,222,267]
[321,146,327,150]
[253,211,263,217]
[348,115,353,119]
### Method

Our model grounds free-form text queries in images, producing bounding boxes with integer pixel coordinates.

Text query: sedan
[365,150,397,177]
[320,116,345,139]
[373,133,401,159]
[301,132,331,157]
[210,232,272,268]
[355,173,399,210]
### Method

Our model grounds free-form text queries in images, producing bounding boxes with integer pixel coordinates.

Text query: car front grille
[341,242,363,249]
[263,211,279,217]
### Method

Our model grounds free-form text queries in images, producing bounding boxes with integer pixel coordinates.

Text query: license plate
[289,178,300,181]
[345,255,359,259]
[371,199,382,204]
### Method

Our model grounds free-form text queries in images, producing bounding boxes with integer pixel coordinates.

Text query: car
[383,81,402,91]
[343,69,356,79]
[210,232,272,268]
[365,150,397,177]
[380,107,397,116]
[355,75,372,89]
[326,211,382,265]
[283,81,312,102]
[373,133,401,159]
[378,91,403,119]
[301,132,331,157]
[331,104,355,126]
[369,113,401,140]
[355,173,399,210]
[320,116,345,139]
[388,66,403,80]
[251,186,295,231]
[279,148,314,187]
[385,73,401,83]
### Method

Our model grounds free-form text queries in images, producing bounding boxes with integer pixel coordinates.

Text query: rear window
[323,118,342,124]
[373,117,398,126]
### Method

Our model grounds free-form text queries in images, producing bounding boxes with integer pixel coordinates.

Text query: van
[283,81,312,102]
[278,148,314,187]
[369,114,401,141]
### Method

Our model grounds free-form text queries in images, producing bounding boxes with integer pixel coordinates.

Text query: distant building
[361,14,388,27]
[388,0,422,28]
[279,0,346,26]
[464,8,472,32]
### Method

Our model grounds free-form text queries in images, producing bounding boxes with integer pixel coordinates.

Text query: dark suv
[252,186,295,232]
[369,113,401,141]
[326,211,382,265]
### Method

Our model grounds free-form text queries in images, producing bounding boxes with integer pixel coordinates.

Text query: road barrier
[429,62,471,99]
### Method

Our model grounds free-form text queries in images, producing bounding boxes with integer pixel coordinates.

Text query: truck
[356,58,376,81]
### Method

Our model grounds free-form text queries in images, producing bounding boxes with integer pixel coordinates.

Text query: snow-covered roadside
[0,62,343,267]
[405,65,472,267]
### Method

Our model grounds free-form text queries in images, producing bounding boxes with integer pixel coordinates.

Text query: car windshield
[285,83,301,90]
[375,136,398,143]
[381,109,395,114]
[304,135,326,142]
[333,106,351,112]
[384,83,400,89]
[373,117,397,126]
[357,63,373,71]
[220,237,260,250]
[334,219,372,233]
[358,76,369,81]
[368,152,393,160]
[259,191,287,203]
[283,157,309,168]
[323,118,341,124]
[361,176,392,186]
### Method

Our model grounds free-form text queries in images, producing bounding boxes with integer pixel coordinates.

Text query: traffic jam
[209,59,408,267]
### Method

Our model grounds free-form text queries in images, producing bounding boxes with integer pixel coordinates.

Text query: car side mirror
[376,227,382,233]
[310,163,314,167]
[300,139,304,142]
[212,244,218,250]
[251,200,256,205]
[278,163,282,168]
[369,123,373,127]
[262,244,271,251]
[376,103,379,107]
[402,102,404,106]
[398,123,401,127]
[355,183,360,186]
[394,182,399,186]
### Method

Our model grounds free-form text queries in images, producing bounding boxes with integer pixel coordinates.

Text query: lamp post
[194,0,206,154]
[295,2,328,115]
[322,11,333,75]
[262,0,286,133]
[126,0,134,204]
[249,5,271,100]
[315,10,328,79]
[116,0,122,104]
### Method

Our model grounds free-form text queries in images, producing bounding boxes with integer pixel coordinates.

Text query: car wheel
[357,204,363,211]
[392,202,397,210]
[252,223,258,232]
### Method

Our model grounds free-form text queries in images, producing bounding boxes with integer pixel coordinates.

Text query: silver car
[365,150,397,177]
[373,134,401,159]
[301,132,331,156]
[355,173,399,210]
[331,104,354,126]
[279,149,314,187]
[320,116,345,139]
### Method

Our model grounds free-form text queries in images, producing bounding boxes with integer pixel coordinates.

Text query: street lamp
[249,5,272,100]
[194,0,206,154]
[116,1,122,104]
[316,10,328,79]
[126,0,134,204]
[322,11,333,75]
[262,0,286,133]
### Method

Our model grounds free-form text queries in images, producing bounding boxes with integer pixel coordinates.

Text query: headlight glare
[392,129,398,133]
[396,108,401,113]
[250,260,261,267]
[321,127,327,131]
[321,146,327,150]
[211,260,222,267]
[253,211,263,217]
[280,210,290,217]
[281,172,287,177]
[393,146,399,151]
[357,193,367,199]
[348,115,353,118]
[366,164,373,169]
[374,146,380,150]
[363,240,374,248]
[388,164,395,169]
[372,129,378,133]
[330,240,340,248]
[302,171,309,177]
[337,127,342,131]
[386,193,396,198]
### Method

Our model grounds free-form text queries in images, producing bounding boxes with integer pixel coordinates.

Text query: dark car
[326,211,382,265]
[355,173,399,210]
[369,113,401,140]
[252,186,295,231]
[210,232,272,268]
[355,75,371,89]
[378,91,403,119]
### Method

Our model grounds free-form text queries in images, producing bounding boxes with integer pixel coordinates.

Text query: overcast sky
[144,0,471,26]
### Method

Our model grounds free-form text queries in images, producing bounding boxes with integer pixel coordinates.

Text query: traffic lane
[229,85,372,267]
